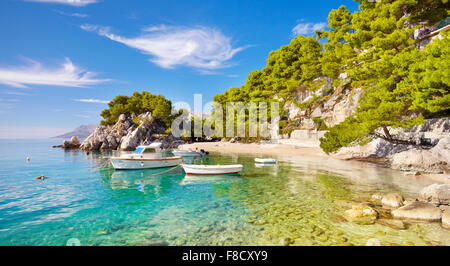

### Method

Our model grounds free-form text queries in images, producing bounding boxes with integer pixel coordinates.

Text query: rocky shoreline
[78,112,184,152]
[335,117,450,175]
[340,184,450,231]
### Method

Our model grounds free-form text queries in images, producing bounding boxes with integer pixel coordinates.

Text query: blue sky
[0,0,359,138]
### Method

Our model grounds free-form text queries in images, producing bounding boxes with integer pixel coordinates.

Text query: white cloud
[26,0,98,6]
[292,22,327,36]
[81,24,247,70]
[73,114,91,118]
[0,90,34,96]
[74,98,109,104]
[55,10,89,18]
[0,57,111,88]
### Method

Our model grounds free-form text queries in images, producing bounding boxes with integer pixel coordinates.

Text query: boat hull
[255,158,277,164]
[110,157,182,170]
[181,164,243,175]
[172,150,203,157]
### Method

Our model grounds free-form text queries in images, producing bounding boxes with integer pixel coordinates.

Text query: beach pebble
[419,184,450,206]
[392,201,442,222]
[381,193,404,208]
[442,206,450,229]
[344,204,378,225]
[376,219,406,230]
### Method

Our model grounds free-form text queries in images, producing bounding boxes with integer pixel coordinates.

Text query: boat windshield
[134,147,144,154]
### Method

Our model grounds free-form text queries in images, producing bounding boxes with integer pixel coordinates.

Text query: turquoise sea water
[0,139,449,246]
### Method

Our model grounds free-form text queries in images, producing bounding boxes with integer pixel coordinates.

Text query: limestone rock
[442,207,450,229]
[381,193,404,208]
[54,136,81,149]
[371,193,384,203]
[344,204,378,225]
[336,138,410,159]
[80,114,135,151]
[392,201,442,222]
[419,184,450,206]
[119,112,157,151]
[376,219,406,230]
[390,137,450,174]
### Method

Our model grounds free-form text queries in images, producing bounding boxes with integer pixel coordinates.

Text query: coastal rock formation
[334,118,450,174]
[80,114,133,151]
[344,204,378,225]
[392,201,442,222]
[442,207,450,229]
[336,138,411,159]
[53,136,81,149]
[381,193,404,208]
[119,112,160,151]
[80,112,183,151]
[419,184,450,206]
[390,137,450,174]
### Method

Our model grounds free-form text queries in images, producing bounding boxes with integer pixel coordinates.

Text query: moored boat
[255,158,277,164]
[172,149,205,157]
[181,164,243,175]
[110,143,182,170]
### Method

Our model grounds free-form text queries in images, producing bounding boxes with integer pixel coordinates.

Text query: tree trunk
[382,126,392,140]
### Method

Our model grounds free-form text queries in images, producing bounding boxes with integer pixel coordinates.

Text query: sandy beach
[179,142,450,185]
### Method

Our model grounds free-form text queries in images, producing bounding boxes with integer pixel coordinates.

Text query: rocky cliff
[80,112,184,151]
[284,75,362,130]
[283,74,449,174]
[335,117,450,174]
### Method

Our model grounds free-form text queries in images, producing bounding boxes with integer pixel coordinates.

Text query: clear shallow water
[0,139,449,246]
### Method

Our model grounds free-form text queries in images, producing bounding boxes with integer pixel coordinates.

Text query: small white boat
[172,149,204,157]
[255,158,277,164]
[181,164,243,175]
[110,143,182,170]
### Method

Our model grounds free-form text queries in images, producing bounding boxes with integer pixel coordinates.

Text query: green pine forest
[214,0,450,152]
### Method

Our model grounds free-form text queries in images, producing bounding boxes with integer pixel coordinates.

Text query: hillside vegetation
[214,0,449,152]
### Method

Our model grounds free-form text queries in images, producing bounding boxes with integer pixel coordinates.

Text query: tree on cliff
[316,5,356,79]
[100,91,173,127]
[320,0,449,153]
[213,36,322,139]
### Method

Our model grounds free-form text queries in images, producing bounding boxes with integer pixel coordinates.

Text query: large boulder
[80,115,134,151]
[442,207,450,229]
[344,204,378,225]
[119,112,158,151]
[336,138,410,159]
[54,136,81,149]
[381,193,404,208]
[419,184,450,206]
[390,137,450,174]
[392,201,442,222]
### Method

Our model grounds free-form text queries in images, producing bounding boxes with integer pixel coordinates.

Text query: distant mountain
[54,125,97,139]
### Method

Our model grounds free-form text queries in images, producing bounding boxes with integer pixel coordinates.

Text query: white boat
[255,158,277,164]
[172,149,204,157]
[181,164,243,175]
[110,143,182,170]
